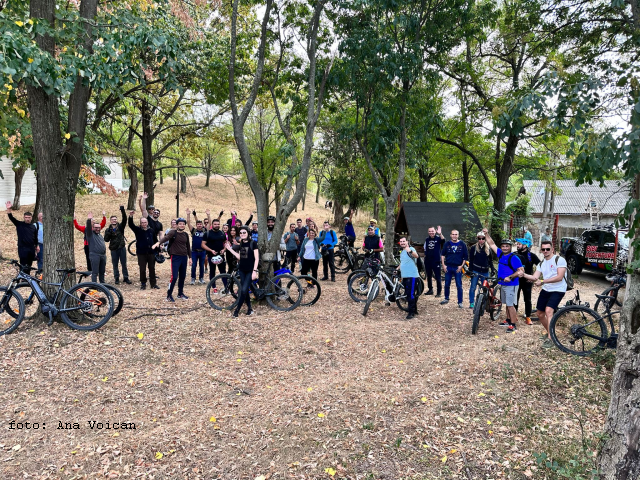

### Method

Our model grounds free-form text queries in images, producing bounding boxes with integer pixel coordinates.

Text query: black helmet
[267,215,276,221]
[176,217,187,224]
[500,239,512,246]
[155,253,166,263]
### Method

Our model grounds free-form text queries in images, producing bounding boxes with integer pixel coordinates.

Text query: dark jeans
[137,253,157,287]
[168,255,188,296]
[191,250,206,280]
[444,267,463,303]
[301,258,319,279]
[89,253,106,283]
[403,277,418,313]
[84,244,91,270]
[469,271,488,304]
[209,257,227,280]
[37,243,43,272]
[110,247,129,281]
[425,261,442,294]
[236,269,253,313]
[517,280,533,317]
[322,249,335,280]
[18,248,35,273]
[285,250,298,273]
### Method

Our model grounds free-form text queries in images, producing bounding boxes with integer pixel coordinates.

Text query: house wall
[0,156,37,206]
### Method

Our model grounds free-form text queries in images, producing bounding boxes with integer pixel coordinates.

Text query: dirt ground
[0,177,619,479]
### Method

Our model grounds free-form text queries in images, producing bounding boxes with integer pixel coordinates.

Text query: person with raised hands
[74,209,106,270]
[5,201,39,271]
[85,212,107,283]
[104,205,131,285]
[155,209,191,302]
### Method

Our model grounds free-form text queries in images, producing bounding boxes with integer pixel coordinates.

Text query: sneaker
[469,303,474,309]
[140,283,147,290]
[541,338,554,349]
[115,279,120,285]
[232,310,239,318]
[405,312,415,320]
[440,299,449,305]
[425,289,433,296]
[498,320,510,327]
[166,295,175,302]
[151,285,160,289]
[525,317,533,325]
[177,294,189,300]
[331,278,336,282]
[199,279,206,285]
[124,278,132,285]
[190,278,196,285]
[506,324,517,333]
[246,309,255,316]
[458,303,463,309]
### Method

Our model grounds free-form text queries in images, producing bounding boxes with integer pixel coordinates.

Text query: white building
[0,156,37,206]
[94,155,129,192]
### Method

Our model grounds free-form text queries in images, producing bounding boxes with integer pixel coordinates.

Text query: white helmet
[210,255,224,265]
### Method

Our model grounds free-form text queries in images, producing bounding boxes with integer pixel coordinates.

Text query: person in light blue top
[36,212,43,273]
[397,236,419,319]
[523,227,533,248]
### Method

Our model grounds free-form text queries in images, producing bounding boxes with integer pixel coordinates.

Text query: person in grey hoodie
[86,212,107,283]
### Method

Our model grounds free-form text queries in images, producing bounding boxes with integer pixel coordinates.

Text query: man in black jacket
[5,201,39,271]
[128,211,159,290]
[104,206,131,285]
[203,218,227,280]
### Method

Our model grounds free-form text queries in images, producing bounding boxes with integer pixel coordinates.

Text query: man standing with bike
[203,218,228,280]
[397,236,420,320]
[156,212,191,302]
[483,229,524,333]
[283,223,300,273]
[128,211,159,290]
[5,201,39,271]
[85,212,108,284]
[104,206,131,285]
[423,226,445,297]
[521,240,568,346]
[363,226,384,261]
[440,229,468,308]
[319,221,338,282]
[468,231,495,310]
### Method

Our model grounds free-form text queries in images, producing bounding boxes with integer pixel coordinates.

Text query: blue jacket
[442,240,469,267]
[299,237,321,260]
[318,229,338,249]
[423,236,445,262]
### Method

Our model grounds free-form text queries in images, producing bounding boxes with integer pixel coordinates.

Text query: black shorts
[536,290,565,312]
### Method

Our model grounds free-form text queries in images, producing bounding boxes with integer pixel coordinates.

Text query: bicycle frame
[481,278,502,311]
[372,269,404,304]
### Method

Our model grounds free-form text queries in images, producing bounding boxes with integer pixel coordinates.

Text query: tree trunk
[159,170,163,184]
[383,196,396,257]
[205,155,211,187]
[315,175,321,203]
[126,162,138,211]
[141,97,155,205]
[274,179,281,210]
[180,174,187,193]
[493,135,518,212]
[301,183,306,211]
[12,165,26,209]
[373,196,379,220]
[419,170,428,202]
[462,159,470,203]
[333,200,344,228]
[34,168,41,215]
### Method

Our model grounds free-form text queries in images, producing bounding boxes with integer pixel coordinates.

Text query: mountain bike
[334,235,364,273]
[0,261,115,335]
[348,258,424,302]
[206,263,303,312]
[549,291,620,356]
[13,269,124,321]
[471,275,503,335]
[359,266,418,317]
[593,268,626,313]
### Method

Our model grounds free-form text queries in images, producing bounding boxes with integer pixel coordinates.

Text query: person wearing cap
[343,210,356,246]
[440,229,469,308]
[368,219,380,237]
[155,209,191,302]
[362,225,384,261]
[483,229,524,333]
[468,231,495,309]
[514,237,540,325]
[423,226,445,297]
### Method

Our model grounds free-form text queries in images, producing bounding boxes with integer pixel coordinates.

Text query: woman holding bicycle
[225,226,259,318]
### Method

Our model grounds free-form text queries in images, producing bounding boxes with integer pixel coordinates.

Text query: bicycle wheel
[13,282,40,320]
[348,271,374,303]
[363,279,379,316]
[293,275,321,307]
[594,287,623,314]
[59,282,115,331]
[102,284,124,316]
[396,279,421,312]
[127,240,137,256]
[472,293,485,335]
[550,305,608,356]
[489,285,503,321]
[0,287,25,336]
[266,274,302,311]
[334,252,351,273]
[205,274,238,310]
[414,277,425,296]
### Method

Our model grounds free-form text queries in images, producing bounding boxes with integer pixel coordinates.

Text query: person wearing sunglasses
[225,226,259,317]
[468,232,496,310]
[521,240,568,346]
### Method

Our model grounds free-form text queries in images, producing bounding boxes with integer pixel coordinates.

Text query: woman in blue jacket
[298,229,322,279]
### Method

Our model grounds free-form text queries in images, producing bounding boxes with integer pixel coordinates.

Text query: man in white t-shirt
[522,240,567,346]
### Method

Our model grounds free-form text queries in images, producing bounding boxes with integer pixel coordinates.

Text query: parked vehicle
[560,225,628,274]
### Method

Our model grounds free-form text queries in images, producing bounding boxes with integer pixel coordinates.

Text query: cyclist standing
[299,228,322,279]
[251,220,259,242]
[225,226,259,317]
[128,211,159,290]
[318,221,338,281]
[187,210,208,285]
[203,218,227,280]
[343,210,356,246]
[104,206,131,285]
[514,238,540,325]
[440,229,468,308]
[156,212,191,302]
[85,212,107,283]
[139,192,163,240]
[396,236,420,320]
[283,223,300,273]
[423,226,445,297]
[5,201,39,271]
[468,231,495,309]
[483,229,524,333]
[363,226,384,261]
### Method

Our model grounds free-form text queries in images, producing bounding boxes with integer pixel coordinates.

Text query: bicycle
[549,290,620,356]
[471,275,503,335]
[358,265,419,317]
[593,268,626,314]
[13,269,124,321]
[334,235,364,273]
[128,240,169,259]
[206,263,303,312]
[0,261,115,335]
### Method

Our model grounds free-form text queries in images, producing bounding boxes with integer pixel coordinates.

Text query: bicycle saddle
[77,271,92,278]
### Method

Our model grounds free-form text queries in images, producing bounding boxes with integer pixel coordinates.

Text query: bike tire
[549,305,608,356]
[206,274,238,310]
[472,293,485,335]
[13,282,40,320]
[395,279,420,312]
[334,252,351,273]
[293,275,321,307]
[594,286,623,314]
[59,282,115,331]
[266,274,302,311]
[0,287,26,336]
[102,284,124,316]
[127,240,137,256]
[489,285,503,321]
[363,279,379,316]
[348,271,375,303]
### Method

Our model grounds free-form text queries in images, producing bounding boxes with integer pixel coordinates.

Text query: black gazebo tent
[395,202,483,249]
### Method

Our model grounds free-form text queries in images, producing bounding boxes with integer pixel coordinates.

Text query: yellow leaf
[64,133,71,139]
[137,333,144,340]
[102,377,108,382]
[237,359,242,362]
[28,19,33,25]
[478,392,486,397]
[113,432,119,437]
[237,351,243,355]
[450,449,457,454]
[71,450,77,454]
[457,417,465,423]
[489,430,493,435]
[155,452,163,460]
[27,389,35,393]
[441,455,447,463]
[307,387,313,392]
[487,420,492,425]
[15,21,23,27]
[421,397,427,402]
[210,416,217,423]
[27,58,33,63]
[381,349,386,353]
[494,335,499,339]
[317,413,325,418]
[324,467,336,476]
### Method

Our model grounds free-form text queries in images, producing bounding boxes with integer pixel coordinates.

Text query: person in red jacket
[74,211,106,270]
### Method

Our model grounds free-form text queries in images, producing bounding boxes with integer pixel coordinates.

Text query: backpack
[538,255,573,290]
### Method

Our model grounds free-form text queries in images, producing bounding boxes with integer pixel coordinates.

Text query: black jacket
[128,217,156,255]
[8,213,38,253]
[469,245,495,274]
[104,207,127,251]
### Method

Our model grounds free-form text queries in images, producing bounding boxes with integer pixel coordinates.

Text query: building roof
[396,202,483,244]
[523,180,631,216]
